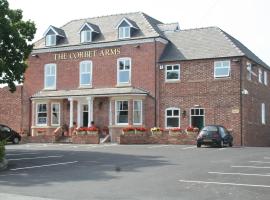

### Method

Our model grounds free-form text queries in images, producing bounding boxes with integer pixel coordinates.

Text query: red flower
[123,127,136,132]
[171,127,182,132]
[186,126,194,131]
[135,127,147,132]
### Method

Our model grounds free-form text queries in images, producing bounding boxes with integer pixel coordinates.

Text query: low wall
[72,134,100,144]
[21,135,56,143]
[118,132,197,145]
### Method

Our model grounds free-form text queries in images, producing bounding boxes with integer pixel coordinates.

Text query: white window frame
[258,68,263,83]
[118,26,131,39]
[262,103,266,124]
[117,58,131,85]
[80,30,92,43]
[190,108,205,127]
[247,62,252,81]
[133,100,142,125]
[214,60,231,78]
[79,61,92,87]
[51,103,60,126]
[165,64,180,82]
[165,107,180,129]
[264,71,268,85]
[44,64,56,90]
[36,103,48,126]
[115,100,129,125]
[45,34,56,46]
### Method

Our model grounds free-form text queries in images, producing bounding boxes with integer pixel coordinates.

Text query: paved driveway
[0,143,270,200]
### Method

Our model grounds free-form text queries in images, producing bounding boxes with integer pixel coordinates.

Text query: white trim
[165,64,180,82]
[79,60,92,87]
[258,68,263,83]
[214,60,231,78]
[117,57,131,86]
[115,18,138,29]
[78,22,99,33]
[44,63,57,90]
[133,100,143,125]
[264,71,268,85]
[115,100,129,125]
[32,37,168,54]
[43,26,65,37]
[51,102,60,126]
[165,107,180,129]
[36,103,48,126]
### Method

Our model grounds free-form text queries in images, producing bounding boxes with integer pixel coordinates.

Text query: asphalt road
[0,143,270,200]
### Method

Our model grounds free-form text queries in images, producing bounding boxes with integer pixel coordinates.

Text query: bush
[0,140,6,162]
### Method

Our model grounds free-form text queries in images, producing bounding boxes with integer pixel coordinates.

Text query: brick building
[2,12,269,146]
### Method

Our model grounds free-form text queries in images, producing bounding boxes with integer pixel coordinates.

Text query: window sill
[116,83,131,87]
[43,88,56,91]
[165,80,180,83]
[78,85,93,89]
[214,77,231,80]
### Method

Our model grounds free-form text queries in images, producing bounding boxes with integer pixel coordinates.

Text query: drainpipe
[239,58,243,146]
[154,38,157,127]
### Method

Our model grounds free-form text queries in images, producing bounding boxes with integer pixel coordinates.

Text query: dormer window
[79,22,100,44]
[43,25,66,47]
[116,18,139,40]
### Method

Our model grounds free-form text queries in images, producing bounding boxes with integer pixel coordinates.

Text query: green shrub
[0,140,6,162]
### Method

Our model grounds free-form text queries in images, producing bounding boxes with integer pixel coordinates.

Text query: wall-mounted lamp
[31,54,39,58]
[134,44,140,48]
[182,110,187,118]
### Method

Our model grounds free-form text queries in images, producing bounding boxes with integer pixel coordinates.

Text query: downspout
[154,38,157,127]
[239,58,243,146]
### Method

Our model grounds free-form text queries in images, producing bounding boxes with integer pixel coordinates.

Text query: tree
[0,0,36,92]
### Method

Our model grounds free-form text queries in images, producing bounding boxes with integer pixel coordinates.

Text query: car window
[219,127,227,137]
[202,126,218,131]
[0,126,10,132]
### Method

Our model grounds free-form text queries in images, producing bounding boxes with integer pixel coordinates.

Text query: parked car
[196,125,233,148]
[0,124,21,144]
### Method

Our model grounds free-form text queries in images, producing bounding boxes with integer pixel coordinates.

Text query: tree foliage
[0,0,36,91]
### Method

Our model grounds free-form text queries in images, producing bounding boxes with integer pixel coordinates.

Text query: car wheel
[12,137,20,144]
[219,140,224,148]
[197,143,201,148]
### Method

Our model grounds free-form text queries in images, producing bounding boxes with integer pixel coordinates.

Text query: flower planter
[122,130,135,135]
[169,131,182,136]
[87,131,98,135]
[151,131,163,136]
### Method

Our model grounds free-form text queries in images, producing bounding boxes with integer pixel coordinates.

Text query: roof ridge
[177,26,219,32]
[158,22,179,25]
[140,12,163,36]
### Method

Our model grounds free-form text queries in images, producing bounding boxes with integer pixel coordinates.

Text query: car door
[0,125,12,140]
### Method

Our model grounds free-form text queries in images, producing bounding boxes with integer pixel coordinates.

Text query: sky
[7,0,270,65]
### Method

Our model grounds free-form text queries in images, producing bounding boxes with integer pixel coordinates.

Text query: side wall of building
[0,86,23,133]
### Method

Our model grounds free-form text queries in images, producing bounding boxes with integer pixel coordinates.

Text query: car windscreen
[201,126,218,131]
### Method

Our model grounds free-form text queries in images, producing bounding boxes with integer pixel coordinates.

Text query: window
[119,26,130,39]
[44,64,56,89]
[262,103,266,124]
[166,108,180,128]
[247,62,252,81]
[133,100,142,125]
[166,64,180,81]
[117,58,131,85]
[214,61,230,78]
[80,61,92,86]
[51,103,60,126]
[36,103,47,125]
[259,69,263,83]
[81,30,92,43]
[264,71,268,85]
[46,34,56,46]
[116,101,128,125]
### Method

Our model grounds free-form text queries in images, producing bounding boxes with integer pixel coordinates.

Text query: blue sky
[8,0,270,65]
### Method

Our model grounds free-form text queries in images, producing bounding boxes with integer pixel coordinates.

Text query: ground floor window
[116,101,128,125]
[51,103,60,126]
[166,108,180,128]
[36,103,47,125]
[133,100,142,125]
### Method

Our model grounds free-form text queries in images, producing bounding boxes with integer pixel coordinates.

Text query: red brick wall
[0,86,22,133]
[241,57,270,146]
[158,58,242,145]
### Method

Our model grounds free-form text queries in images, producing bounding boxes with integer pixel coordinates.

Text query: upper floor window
[258,69,263,83]
[81,30,92,43]
[133,100,142,125]
[46,34,56,46]
[44,64,56,89]
[214,61,230,78]
[264,71,268,85]
[117,58,131,85]
[116,100,129,125]
[247,62,253,81]
[80,61,92,87]
[36,103,47,125]
[166,64,180,81]
[119,26,130,39]
[166,108,180,128]
[116,18,139,40]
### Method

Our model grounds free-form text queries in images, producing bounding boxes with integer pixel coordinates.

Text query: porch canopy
[31,87,148,128]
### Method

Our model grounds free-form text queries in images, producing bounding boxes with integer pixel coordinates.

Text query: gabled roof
[115,17,139,29]
[157,23,180,32]
[43,25,66,37]
[34,12,163,49]
[78,22,100,33]
[160,26,269,68]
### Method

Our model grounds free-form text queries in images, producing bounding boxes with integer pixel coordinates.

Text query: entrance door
[82,105,89,127]
[190,108,204,130]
